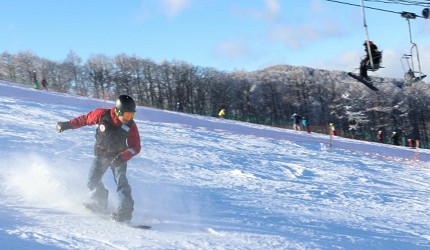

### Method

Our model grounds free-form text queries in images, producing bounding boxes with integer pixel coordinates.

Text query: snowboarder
[291,113,301,131]
[359,40,381,80]
[56,95,141,223]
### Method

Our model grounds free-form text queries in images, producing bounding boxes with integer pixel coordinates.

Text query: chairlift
[345,1,383,92]
[400,11,427,84]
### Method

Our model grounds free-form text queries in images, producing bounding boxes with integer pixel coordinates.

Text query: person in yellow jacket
[218,108,225,119]
[329,123,337,136]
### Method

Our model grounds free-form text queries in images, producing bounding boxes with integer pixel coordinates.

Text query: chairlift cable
[326,0,428,17]
[365,0,430,8]
[326,0,403,14]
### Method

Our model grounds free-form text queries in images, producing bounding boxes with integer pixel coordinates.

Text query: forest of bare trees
[1,50,430,148]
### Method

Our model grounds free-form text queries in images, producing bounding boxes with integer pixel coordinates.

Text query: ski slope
[1,80,430,249]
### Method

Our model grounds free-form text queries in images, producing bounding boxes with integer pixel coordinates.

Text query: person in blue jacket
[301,115,310,133]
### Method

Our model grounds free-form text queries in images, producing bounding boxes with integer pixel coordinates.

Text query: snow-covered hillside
[1,81,430,249]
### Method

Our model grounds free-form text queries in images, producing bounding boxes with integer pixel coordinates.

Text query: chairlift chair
[401,53,427,83]
[366,50,383,72]
[400,12,427,83]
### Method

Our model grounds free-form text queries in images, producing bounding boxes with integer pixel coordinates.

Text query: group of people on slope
[217,109,311,134]
[32,71,48,91]
[291,113,311,133]
[378,130,420,148]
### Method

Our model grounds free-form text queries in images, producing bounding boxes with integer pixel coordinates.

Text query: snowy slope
[1,80,430,250]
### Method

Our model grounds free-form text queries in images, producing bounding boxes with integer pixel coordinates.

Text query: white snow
[1,80,430,249]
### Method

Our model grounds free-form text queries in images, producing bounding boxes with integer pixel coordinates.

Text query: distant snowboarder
[56,95,141,223]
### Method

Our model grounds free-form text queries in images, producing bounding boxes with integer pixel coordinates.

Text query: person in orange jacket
[56,95,141,223]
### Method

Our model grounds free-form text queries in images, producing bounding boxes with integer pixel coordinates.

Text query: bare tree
[0,51,18,82]
[2,49,430,147]
[63,51,86,95]
[85,54,114,98]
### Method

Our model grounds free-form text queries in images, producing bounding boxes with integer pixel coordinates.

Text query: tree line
[1,50,429,147]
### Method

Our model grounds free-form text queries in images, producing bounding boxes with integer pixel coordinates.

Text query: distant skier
[329,123,337,136]
[41,78,48,91]
[359,40,381,80]
[291,113,301,131]
[56,95,141,223]
[175,102,182,112]
[391,131,400,146]
[32,70,40,89]
[218,108,225,119]
[301,115,311,133]
[377,130,383,143]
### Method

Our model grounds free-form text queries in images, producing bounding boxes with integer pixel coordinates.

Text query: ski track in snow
[1,81,430,249]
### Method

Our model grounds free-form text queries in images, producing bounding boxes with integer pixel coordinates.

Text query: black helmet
[115,95,136,114]
[363,40,374,46]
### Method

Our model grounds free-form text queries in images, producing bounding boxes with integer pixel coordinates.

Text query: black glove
[111,154,125,167]
[56,121,72,133]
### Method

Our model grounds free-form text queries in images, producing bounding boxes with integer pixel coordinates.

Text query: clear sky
[1,0,429,79]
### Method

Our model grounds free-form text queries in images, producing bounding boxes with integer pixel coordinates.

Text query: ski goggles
[115,109,136,120]
[122,112,135,120]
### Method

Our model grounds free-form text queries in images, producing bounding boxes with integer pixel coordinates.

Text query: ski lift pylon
[400,11,427,83]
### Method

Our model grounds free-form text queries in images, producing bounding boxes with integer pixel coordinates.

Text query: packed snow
[1,80,430,249]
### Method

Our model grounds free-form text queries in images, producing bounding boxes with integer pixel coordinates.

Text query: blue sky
[1,0,429,79]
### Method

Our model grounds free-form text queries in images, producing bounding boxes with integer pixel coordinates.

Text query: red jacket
[69,108,141,161]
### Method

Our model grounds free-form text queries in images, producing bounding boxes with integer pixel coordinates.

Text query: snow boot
[85,189,109,213]
[111,212,132,223]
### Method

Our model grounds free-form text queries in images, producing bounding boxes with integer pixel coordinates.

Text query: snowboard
[84,203,151,230]
[129,225,152,229]
[347,72,379,91]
